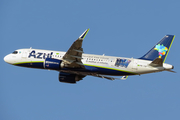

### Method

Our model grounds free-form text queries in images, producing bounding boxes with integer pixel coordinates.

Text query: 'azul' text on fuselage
[28,50,53,59]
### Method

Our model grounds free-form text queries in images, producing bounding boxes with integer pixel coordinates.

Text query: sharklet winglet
[79,28,90,39]
[121,76,128,80]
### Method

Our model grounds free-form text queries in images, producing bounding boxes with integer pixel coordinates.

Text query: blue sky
[1,0,180,120]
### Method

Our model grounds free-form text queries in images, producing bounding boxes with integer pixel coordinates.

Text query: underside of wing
[60,69,128,81]
[62,29,89,69]
[92,74,128,80]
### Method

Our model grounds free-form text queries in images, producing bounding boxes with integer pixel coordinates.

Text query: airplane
[4,29,175,83]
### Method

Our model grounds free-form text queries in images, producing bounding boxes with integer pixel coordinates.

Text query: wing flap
[93,74,128,80]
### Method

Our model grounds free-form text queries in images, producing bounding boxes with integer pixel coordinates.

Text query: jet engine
[59,72,85,83]
[44,58,63,70]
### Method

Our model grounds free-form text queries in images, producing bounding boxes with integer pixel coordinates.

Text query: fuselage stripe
[13,61,44,65]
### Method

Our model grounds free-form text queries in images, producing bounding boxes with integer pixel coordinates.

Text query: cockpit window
[12,51,18,54]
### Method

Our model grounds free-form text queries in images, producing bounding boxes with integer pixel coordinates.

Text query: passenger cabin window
[12,51,18,54]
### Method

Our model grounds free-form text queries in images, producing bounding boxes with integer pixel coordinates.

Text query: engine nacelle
[59,72,77,83]
[44,58,63,70]
[59,72,85,84]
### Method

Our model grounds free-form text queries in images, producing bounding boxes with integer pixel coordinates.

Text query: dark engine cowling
[59,72,77,83]
[59,72,85,84]
[44,58,63,70]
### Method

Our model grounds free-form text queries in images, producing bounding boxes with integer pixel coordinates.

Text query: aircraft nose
[4,54,11,64]
[4,55,8,62]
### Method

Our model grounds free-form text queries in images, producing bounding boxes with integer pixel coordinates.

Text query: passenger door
[132,59,138,71]
[22,50,29,58]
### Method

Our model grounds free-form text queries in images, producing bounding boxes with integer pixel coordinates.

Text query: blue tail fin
[139,35,175,62]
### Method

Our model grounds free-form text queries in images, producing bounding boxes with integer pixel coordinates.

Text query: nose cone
[4,55,8,62]
[4,54,12,64]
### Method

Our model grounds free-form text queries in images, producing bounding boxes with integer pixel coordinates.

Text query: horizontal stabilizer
[149,58,163,67]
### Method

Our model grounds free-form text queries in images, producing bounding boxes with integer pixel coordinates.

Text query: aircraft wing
[93,74,128,80]
[62,29,89,68]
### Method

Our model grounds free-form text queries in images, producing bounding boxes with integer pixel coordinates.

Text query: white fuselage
[4,48,173,76]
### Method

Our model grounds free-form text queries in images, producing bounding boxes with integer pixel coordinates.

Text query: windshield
[12,51,18,54]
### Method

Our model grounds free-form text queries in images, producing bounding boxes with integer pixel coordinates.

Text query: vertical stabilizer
[139,35,175,62]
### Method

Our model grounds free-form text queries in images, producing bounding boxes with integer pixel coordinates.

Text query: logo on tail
[154,44,168,58]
